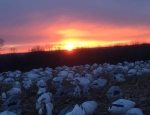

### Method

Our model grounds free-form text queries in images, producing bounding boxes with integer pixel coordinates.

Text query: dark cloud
[0,0,150,28]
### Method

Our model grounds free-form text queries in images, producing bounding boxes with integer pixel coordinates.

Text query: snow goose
[22,78,32,89]
[36,79,47,89]
[82,85,90,96]
[3,78,14,85]
[59,105,74,115]
[111,73,126,83]
[38,102,53,115]
[80,101,98,115]
[0,111,17,115]
[127,69,137,77]
[6,105,23,115]
[73,85,81,97]
[0,74,4,82]
[66,71,74,81]
[90,78,107,89]
[52,76,63,86]
[58,70,69,79]
[108,99,136,115]
[36,92,52,110]
[125,108,143,115]
[7,87,21,96]
[70,77,91,87]
[3,95,22,110]
[1,92,7,102]
[106,86,122,99]
[65,104,85,115]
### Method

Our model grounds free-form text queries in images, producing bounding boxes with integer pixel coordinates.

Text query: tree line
[0,42,150,72]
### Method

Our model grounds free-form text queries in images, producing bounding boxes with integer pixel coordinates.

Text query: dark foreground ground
[0,73,150,115]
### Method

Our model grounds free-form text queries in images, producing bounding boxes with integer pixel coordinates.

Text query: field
[0,69,150,115]
[0,44,150,114]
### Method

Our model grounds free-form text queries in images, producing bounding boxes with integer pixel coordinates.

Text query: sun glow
[64,43,75,51]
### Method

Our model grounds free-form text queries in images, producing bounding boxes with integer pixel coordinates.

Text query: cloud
[0,0,150,52]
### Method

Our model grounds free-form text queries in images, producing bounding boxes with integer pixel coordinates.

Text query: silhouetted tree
[0,38,4,48]
[9,47,17,53]
[30,45,44,52]
[45,44,52,51]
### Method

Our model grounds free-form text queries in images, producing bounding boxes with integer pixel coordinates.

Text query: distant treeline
[0,43,150,72]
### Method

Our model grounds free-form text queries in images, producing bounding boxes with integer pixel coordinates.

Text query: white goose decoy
[0,111,17,115]
[52,76,64,86]
[127,69,137,77]
[7,87,22,96]
[125,108,143,115]
[66,71,74,81]
[13,81,21,88]
[58,105,74,115]
[106,86,122,99]
[90,78,107,89]
[112,73,126,82]
[36,92,52,110]
[36,80,47,89]
[3,95,22,110]
[37,87,47,95]
[3,77,14,85]
[82,85,90,96]
[0,74,4,82]
[71,77,91,87]
[22,78,33,89]
[74,85,81,97]
[108,99,136,115]
[1,92,7,102]
[80,101,98,115]
[38,102,53,115]
[65,104,85,115]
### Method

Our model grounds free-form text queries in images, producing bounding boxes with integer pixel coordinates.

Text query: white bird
[52,76,63,86]
[0,75,4,82]
[0,111,17,115]
[81,101,98,115]
[90,78,107,89]
[38,102,53,115]
[36,80,47,89]
[108,99,136,115]
[106,86,122,99]
[74,85,81,97]
[65,104,85,115]
[13,81,21,88]
[3,78,14,85]
[1,92,7,102]
[71,77,91,87]
[83,85,90,96]
[7,87,21,96]
[127,69,137,77]
[37,87,47,95]
[112,74,126,82]
[58,105,74,115]
[22,79,33,89]
[125,108,143,115]
[36,92,52,110]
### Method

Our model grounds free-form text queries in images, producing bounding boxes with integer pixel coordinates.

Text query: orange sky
[0,1,150,53]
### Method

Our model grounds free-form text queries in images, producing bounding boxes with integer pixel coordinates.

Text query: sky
[0,0,150,53]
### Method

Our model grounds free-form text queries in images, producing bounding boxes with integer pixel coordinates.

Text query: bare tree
[9,47,17,53]
[30,45,44,52]
[0,38,4,49]
[45,44,52,51]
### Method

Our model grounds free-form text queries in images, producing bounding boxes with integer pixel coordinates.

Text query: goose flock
[0,60,150,115]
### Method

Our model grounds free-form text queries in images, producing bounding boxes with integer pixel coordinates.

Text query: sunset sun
[64,43,75,51]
